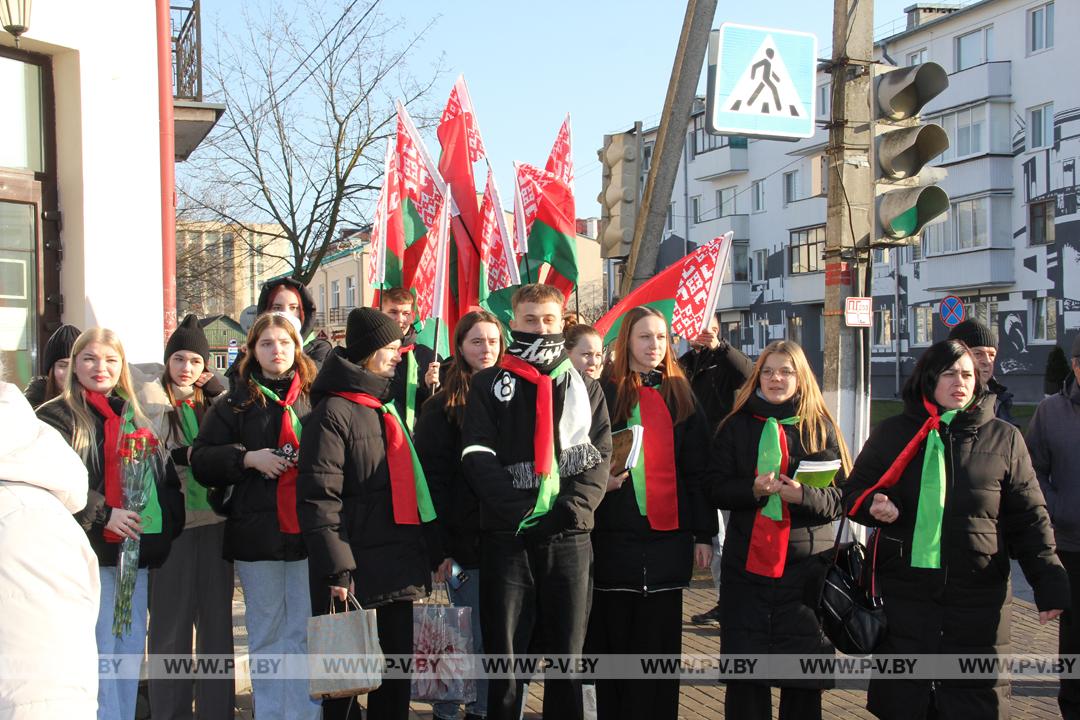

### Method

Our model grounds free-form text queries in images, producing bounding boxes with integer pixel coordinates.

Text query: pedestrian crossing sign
[707,23,818,140]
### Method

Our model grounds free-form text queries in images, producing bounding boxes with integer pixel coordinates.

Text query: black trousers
[589,589,683,720]
[311,581,414,720]
[1060,550,1080,720]
[480,530,592,720]
[725,682,822,720]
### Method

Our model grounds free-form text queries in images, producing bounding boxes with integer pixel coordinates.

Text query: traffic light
[598,128,641,259]
[871,62,950,246]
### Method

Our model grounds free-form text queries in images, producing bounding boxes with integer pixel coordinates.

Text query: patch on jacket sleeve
[493,370,516,404]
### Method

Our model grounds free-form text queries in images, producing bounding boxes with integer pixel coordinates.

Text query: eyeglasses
[761,368,797,379]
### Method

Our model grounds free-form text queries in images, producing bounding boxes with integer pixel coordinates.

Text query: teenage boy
[462,284,612,720]
[380,287,440,430]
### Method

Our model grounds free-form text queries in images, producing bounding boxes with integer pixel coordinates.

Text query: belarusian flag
[594,232,734,345]
[545,113,574,192]
[514,161,577,297]
[414,192,452,323]
[367,140,398,290]
[394,100,447,291]
[437,75,486,315]
[478,164,519,303]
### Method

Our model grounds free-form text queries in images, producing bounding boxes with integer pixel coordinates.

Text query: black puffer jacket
[36,395,185,568]
[592,379,716,592]
[708,392,844,688]
[678,339,753,429]
[414,390,482,569]
[190,371,310,562]
[22,376,48,409]
[297,348,433,608]
[843,394,1069,720]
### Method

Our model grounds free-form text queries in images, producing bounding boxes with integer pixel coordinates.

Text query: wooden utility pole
[620,0,718,296]
[823,0,873,454]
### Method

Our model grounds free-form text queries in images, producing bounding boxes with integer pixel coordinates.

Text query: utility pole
[823,0,873,455]
[620,0,718,296]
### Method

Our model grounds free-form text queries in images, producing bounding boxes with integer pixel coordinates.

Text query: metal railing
[171,0,202,101]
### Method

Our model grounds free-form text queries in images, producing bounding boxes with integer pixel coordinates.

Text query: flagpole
[432,318,442,389]
[523,254,534,285]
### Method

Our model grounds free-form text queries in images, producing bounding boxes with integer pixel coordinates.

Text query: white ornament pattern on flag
[545,114,574,191]
[513,162,557,251]
[414,195,451,321]
[670,234,730,339]
[440,77,486,163]
[479,167,518,292]
[396,103,446,235]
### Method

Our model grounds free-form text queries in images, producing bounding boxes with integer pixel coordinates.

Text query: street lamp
[0,0,31,46]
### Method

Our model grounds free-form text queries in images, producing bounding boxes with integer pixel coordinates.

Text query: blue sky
[204,0,917,220]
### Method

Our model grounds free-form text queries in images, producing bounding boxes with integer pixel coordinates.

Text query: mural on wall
[998,311,1030,374]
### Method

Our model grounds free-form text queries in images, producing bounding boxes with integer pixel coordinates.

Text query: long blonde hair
[60,328,149,461]
[723,340,852,472]
[609,306,696,426]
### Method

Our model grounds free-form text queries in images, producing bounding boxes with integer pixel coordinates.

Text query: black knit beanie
[948,319,996,350]
[164,314,211,364]
[43,324,81,373]
[345,307,403,363]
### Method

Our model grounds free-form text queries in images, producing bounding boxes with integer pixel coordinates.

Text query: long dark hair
[609,306,696,426]
[441,310,505,427]
[903,339,987,410]
[160,360,207,442]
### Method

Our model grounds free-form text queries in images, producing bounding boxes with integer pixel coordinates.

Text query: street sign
[939,295,965,327]
[227,347,239,365]
[706,22,817,140]
[228,338,238,348]
[844,297,873,328]
[239,305,258,332]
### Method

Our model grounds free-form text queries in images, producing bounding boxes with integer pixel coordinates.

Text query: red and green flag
[414,191,452,325]
[437,75,486,316]
[393,101,447,291]
[594,231,734,345]
[477,164,520,304]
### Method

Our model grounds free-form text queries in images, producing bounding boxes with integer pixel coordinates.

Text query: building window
[935,104,986,161]
[730,243,749,282]
[724,321,742,347]
[751,179,765,213]
[757,314,769,351]
[666,202,674,231]
[717,186,736,217]
[788,225,825,274]
[875,307,894,349]
[783,170,800,205]
[642,143,654,172]
[214,355,226,370]
[691,196,701,224]
[330,279,340,309]
[906,48,927,66]
[911,306,933,345]
[345,276,356,307]
[1032,297,1057,342]
[924,197,989,254]
[692,114,728,156]
[817,83,830,119]
[1028,103,1054,150]
[1030,201,1055,246]
[955,26,992,71]
[788,314,804,345]
[752,249,767,283]
[1029,2,1054,53]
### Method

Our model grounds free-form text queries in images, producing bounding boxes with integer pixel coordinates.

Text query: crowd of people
[0,278,1076,720]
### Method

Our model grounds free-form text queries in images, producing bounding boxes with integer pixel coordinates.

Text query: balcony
[716,281,750,310]
[695,213,749,241]
[172,0,225,161]
[924,61,1011,115]
[786,272,825,305]
[939,155,1014,196]
[920,246,1014,291]
[692,144,748,181]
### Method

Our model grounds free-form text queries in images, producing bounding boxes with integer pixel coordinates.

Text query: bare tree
[178,0,443,285]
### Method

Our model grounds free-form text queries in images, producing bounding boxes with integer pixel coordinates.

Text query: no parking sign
[939,296,965,328]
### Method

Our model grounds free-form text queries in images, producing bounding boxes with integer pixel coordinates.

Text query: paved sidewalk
[228,578,1064,719]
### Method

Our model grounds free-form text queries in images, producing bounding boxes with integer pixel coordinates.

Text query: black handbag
[817,517,887,657]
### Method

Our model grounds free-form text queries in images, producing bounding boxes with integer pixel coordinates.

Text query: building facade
[0,0,220,389]
[624,0,1072,402]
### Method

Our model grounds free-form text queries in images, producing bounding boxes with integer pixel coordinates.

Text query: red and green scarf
[401,344,419,432]
[175,399,211,511]
[626,386,679,531]
[746,414,800,578]
[83,389,164,542]
[499,354,572,532]
[252,375,303,534]
[849,396,963,568]
[333,392,436,525]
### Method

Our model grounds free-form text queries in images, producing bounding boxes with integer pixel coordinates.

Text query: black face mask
[507,330,567,373]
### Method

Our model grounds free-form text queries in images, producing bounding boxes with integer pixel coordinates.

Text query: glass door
[0,199,39,389]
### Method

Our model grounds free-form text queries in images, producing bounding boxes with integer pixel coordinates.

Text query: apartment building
[624,0,1072,401]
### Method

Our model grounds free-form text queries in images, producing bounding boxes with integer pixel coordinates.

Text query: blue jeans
[434,569,488,719]
[235,559,321,720]
[95,565,148,720]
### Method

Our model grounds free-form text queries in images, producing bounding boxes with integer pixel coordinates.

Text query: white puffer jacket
[0,382,99,719]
